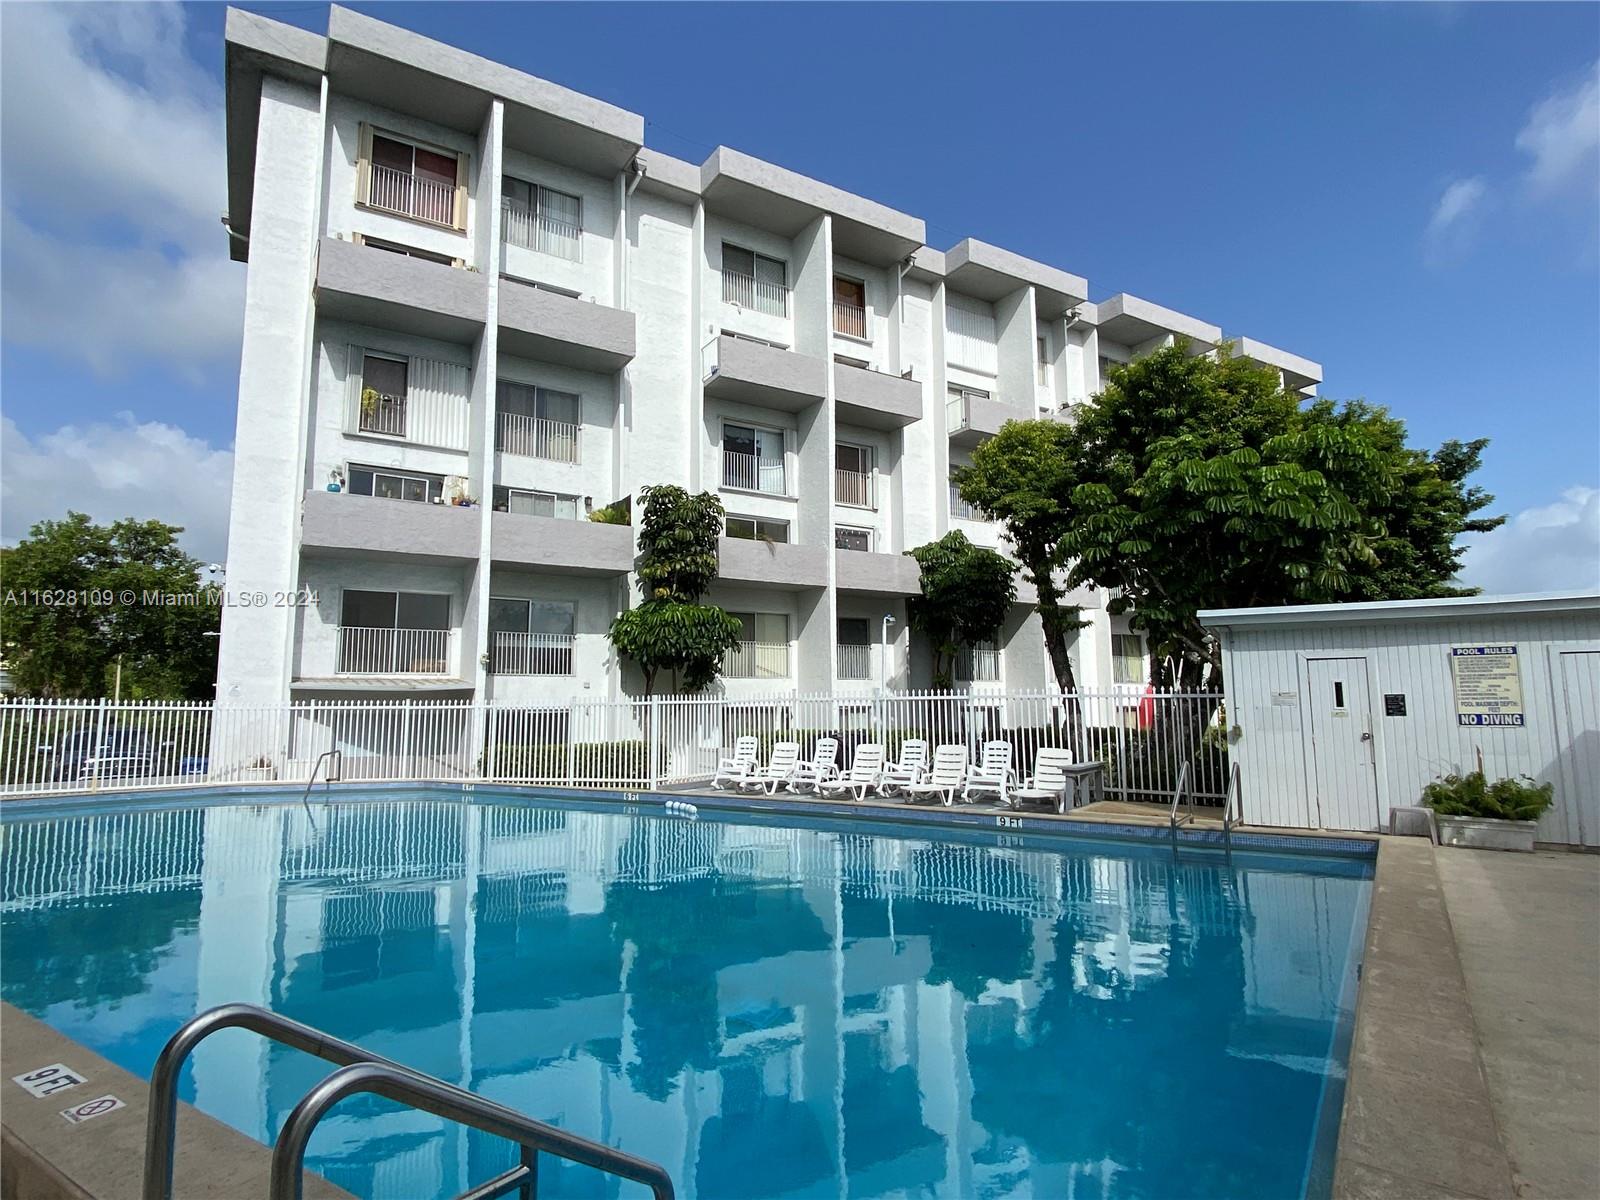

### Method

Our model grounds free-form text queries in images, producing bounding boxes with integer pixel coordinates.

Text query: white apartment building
[216,6,1322,709]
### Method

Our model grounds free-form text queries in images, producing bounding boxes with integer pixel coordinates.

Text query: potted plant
[241,755,276,783]
[1422,769,1553,851]
[360,386,381,418]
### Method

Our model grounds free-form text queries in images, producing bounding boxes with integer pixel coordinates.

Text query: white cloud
[0,415,234,563]
[1458,485,1600,596]
[1515,60,1600,200]
[0,2,242,376]
[1424,176,1488,261]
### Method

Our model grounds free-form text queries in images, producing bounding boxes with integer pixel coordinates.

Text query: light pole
[880,613,897,694]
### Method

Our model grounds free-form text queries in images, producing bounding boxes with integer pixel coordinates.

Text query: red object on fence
[1138,685,1156,729]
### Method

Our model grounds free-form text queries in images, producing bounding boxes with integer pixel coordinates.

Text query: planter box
[1436,814,1538,852]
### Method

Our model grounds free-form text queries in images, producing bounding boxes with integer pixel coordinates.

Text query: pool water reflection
[1,796,1371,1199]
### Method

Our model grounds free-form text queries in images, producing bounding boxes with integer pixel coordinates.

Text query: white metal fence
[500,197,581,261]
[722,270,789,317]
[835,468,873,508]
[368,163,455,226]
[491,632,574,676]
[832,300,866,339]
[496,412,580,463]
[722,450,785,494]
[338,627,453,675]
[0,689,1228,805]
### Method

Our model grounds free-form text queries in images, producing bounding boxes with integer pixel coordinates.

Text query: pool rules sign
[1450,645,1526,727]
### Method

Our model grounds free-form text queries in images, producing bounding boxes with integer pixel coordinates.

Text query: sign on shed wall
[1450,645,1525,727]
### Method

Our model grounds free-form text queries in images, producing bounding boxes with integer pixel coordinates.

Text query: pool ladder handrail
[143,1003,676,1200]
[1168,760,1195,828]
[1222,762,1243,833]
[300,749,341,807]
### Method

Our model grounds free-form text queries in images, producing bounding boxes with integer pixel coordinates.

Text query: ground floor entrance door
[1306,657,1379,830]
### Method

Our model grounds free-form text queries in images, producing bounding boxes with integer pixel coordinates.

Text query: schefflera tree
[904,530,1017,690]
[608,485,743,699]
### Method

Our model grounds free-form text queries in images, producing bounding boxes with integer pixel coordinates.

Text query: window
[496,381,580,462]
[502,176,582,261]
[726,515,790,543]
[725,612,790,679]
[361,128,463,229]
[834,526,872,553]
[347,464,443,504]
[722,243,788,317]
[946,294,998,373]
[358,354,408,436]
[1112,633,1145,685]
[494,486,581,520]
[338,590,451,674]
[358,236,456,266]
[949,476,979,522]
[721,423,785,494]
[955,640,1001,683]
[832,276,867,338]
[834,443,873,507]
[1099,357,1124,386]
[1037,335,1052,386]
[837,618,871,680]
[837,618,871,645]
[489,597,575,675]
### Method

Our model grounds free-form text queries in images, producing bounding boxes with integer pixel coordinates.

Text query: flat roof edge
[946,238,1089,303]
[702,146,925,245]
[1096,293,1222,344]
[1200,592,1600,628]
[225,7,328,76]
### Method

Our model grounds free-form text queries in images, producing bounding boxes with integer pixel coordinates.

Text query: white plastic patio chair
[877,739,928,797]
[905,744,969,806]
[788,737,840,794]
[962,740,1015,805]
[712,736,760,790]
[818,743,884,801]
[1011,746,1075,813]
[741,741,801,794]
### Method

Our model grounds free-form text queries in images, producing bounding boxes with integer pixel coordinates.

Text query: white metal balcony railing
[359,395,407,437]
[368,163,455,227]
[834,468,873,508]
[832,300,867,340]
[337,627,453,676]
[949,483,980,522]
[946,394,970,432]
[836,644,871,680]
[501,198,581,262]
[722,451,786,495]
[722,271,789,318]
[723,641,791,680]
[497,412,579,463]
[955,646,1002,683]
[491,632,574,676]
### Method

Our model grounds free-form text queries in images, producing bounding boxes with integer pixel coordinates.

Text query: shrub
[1421,771,1554,822]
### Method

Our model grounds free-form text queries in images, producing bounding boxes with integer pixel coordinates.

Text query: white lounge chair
[1011,747,1075,813]
[962,740,1015,805]
[877,739,928,797]
[818,743,884,801]
[788,737,840,793]
[905,744,968,806]
[712,736,760,790]
[741,741,801,794]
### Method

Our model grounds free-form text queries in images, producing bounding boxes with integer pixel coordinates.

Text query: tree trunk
[1030,561,1089,758]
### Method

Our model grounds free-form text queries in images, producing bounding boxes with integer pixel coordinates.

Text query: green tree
[955,420,1090,691]
[904,530,1016,689]
[1,513,219,698]
[607,485,742,697]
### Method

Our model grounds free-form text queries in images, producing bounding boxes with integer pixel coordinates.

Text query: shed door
[1553,651,1599,847]
[1306,657,1379,830]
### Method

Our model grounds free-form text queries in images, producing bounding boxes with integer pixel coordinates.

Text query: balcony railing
[360,394,407,437]
[955,646,1001,683]
[501,197,581,262]
[368,163,456,227]
[337,627,453,675]
[724,641,791,680]
[832,300,867,339]
[722,451,786,495]
[946,394,970,432]
[836,644,871,680]
[949,483,980,522]
[491,632,574,676]
[835,468,873,508]
[722,271,789,318]
[497,412,579,463]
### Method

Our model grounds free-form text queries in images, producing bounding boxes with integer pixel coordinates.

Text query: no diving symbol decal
[60,1094,126,1124]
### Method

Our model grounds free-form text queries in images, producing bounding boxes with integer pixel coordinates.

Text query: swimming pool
[1,788,1372,1199]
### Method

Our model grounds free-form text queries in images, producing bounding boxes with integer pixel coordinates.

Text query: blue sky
[2,2,1596,589]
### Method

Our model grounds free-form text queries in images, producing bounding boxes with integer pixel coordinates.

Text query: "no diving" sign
[1450,645,1526,727]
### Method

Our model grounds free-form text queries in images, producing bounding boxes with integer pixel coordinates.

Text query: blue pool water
[0,791,1371,1200]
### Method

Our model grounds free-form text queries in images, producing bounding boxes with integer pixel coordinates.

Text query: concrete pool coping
[7,778,1525,1200]
[0,1004,351,1200]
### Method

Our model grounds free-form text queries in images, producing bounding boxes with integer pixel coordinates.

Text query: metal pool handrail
[1168,760,1195,828]
[269,1062,677,1200]
[143,1003,675,1200]
[1223,762,1243,832]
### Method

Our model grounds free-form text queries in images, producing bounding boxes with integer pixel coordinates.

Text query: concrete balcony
[702,335,827,413]
[717,537,828,589]
[314,236,486,342]
[497,277,636,373]
[300,490,480,563]
[834,550,921,597]
[946,391,1015,449]
[491,511,634,575]
[833,362,922,430]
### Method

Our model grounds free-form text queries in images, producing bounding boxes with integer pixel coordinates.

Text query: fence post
[647,695,661,790]
[402,698,414,781]
[90,697,109,792]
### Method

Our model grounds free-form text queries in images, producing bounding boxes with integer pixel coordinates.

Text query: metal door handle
[1360,731,1372,742]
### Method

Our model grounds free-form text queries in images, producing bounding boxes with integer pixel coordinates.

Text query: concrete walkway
[1435,848,1600,1199]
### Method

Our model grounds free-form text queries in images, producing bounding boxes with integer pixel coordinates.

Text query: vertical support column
[688,200,707,493]
[994,285,1037,415]
[792,213,836,696]
[930,281,952,539]
[215,73,329,706]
